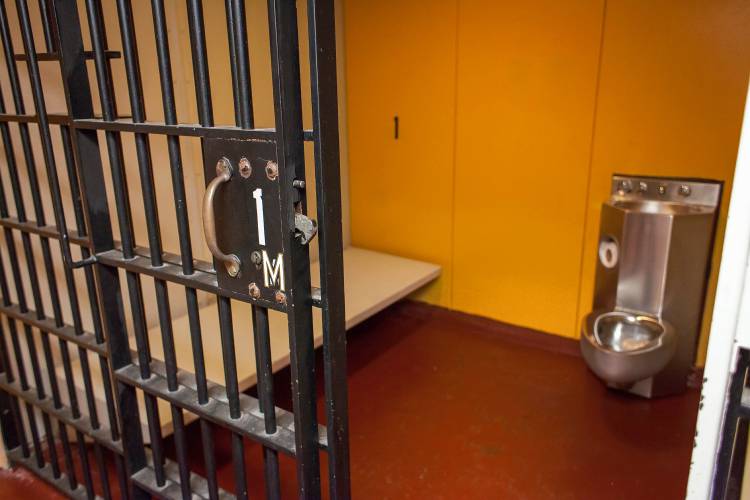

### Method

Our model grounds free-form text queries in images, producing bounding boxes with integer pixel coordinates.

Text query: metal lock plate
[203,138,287,305]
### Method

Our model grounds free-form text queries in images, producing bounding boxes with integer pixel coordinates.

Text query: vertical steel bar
[306,0,350,496]
[37,0,57,52]
[186,0,214,127]
[0,185,36,464]
[0,294,22,453]
[185,3,221,496]
[224,0,242,127]
[217,297,249,500]
[0,6,60,474]
[149,2,220,497]
[252,306,280,499]
[114,0,189,491]
[0,70,31,464]
[60,124,114,499]
[53,1,150,498]
[185,2,247,497]
[13,2,107,488]
[268,0,321,496]
[225,0,254,128]
[77,435,96,500]
[222,3,281,497]
[79,11,155,460]
[81,0,167,491]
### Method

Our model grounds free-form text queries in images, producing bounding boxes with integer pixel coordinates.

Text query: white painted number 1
[253,188,266,246]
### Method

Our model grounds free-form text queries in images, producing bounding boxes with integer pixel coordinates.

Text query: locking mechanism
[202,138,288,308]
[294,212,318,245]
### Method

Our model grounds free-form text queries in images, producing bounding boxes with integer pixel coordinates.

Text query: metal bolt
[678,185,692,197]
[274,290,287,305]
[265,161,279,181]
[250,250,262,268]
[239,157,252,178]
[226,260,240,277]
[617,180,632,195]
[638,181,648,193]
[216,157,231,176]
[248,283,260,299]
[292,179,305,189]
[657,185,667,195]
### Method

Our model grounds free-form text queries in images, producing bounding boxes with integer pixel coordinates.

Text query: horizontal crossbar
[7,447,96,500]
[0,373,121,455]
[116,358,328,456]
[132,453,234,500]
[0,304,107,357]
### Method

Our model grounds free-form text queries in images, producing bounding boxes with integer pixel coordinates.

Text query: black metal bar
[225,0,241,126]
[115,359,328,454]
[226,0,254,129]
[132,452,235,500]
[186,0,214,128]
[0,213,37,466]
[0,318,21,452]
[0,216,88,246]
[54,2,150,499]
[223,4,282,495]
[0,1,350,498]
[78,11,163,488]
[95,249,288,311]
[115,0,181,489]
[149,2,218,497]
[7,447,90,500]
[0,372,121,454]
[0,8,62,462]
[13,0,96,270]
[72,118,278,140]
[0,304,105,356]
[252,306,280,498]
[14,3,120,490]
[0,111,100,125]
[216,297,249,500]
[60,122,119,499]
[12,49,120,61]
[0,12,56,466]
[77,433,96,500]
[37,0,58,52]
[268,0,321,496]
[0,148,44,468]
[306,1,350,496]
[712,348,750,499]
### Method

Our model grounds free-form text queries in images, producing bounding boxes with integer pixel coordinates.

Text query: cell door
[0,0,349,499]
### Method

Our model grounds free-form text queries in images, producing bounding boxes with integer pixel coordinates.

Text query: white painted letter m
[262,250,285,290]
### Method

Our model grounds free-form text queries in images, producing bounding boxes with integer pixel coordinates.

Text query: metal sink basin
[581,311,676,385]
[594,312,666,352]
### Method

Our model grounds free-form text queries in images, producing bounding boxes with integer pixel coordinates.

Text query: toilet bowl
[580,310,676,386]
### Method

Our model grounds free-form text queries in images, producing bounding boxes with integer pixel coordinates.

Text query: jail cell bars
[0,1,350,499]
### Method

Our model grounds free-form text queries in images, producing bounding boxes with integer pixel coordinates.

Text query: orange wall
[452,0,604,335]
[578,1,750,363]
[345,0,458,306]
[344,0,750,361]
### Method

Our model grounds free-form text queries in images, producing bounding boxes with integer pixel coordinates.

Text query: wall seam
[573,0,609,337]
[448,0,460,309]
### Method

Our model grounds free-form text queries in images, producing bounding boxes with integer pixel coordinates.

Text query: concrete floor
[0,301,700,498]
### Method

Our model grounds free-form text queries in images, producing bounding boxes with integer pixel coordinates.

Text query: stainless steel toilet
[580,175,720,397]
[581,310,675,386]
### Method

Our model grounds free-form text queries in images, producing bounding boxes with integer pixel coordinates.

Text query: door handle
[203,157,241,277]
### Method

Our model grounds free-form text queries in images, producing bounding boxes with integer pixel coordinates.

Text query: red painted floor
[0,301,700,499]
